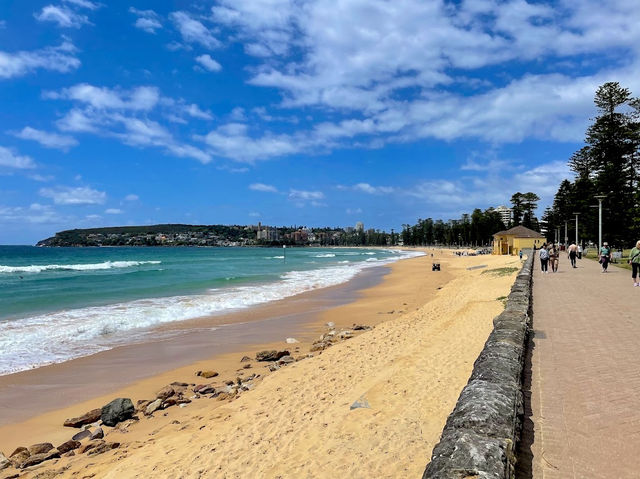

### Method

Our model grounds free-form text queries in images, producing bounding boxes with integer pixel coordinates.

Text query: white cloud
[201,0,640,151]
[124,194,139,201]
[0,41,80,79]
[352,183,394,195]
[170,11,220,49]
[195,54,222,72]
[39,186,106,205]
[249,183,278,193]
[64,0,100,9]
[0,203,66,224]
[47,83,160,110]
[184,103,212,120]
[401,158,573,218]
[105,208,122,214]
[202,123,301,162]
[0,146,36,169]
[289,189,324,201]
[48,83,212,163]
[346,207,362,214]
[12,127,77,150]
[249,211,261,217]
[29,174,55,182]
[130,7,162,34]
[35,5,90,28]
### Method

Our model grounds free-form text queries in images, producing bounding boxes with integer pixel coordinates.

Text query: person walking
[539,243,549,274]
[577,244,583,259]
[629,240,640,286]
[549,243,559,273]
[600,242,612,273]
[568,242,578,268]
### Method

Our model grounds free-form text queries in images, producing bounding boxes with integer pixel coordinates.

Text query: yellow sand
[12,251,520,479]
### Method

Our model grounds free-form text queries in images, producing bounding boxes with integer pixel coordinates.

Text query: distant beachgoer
[578,244,583,259]
[549,243,559,272]
[600,242,611,272]
[519,250,523,260]
[539,243,549,273]
[629,240,640,286]
[568,242,578,268]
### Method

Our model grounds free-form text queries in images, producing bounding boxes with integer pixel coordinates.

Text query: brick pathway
[524,253,640,478]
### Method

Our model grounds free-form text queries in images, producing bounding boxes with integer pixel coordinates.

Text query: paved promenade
[523,253,640,478]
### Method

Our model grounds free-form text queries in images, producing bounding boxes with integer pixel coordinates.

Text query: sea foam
[0,250,423,375]
[0,260,161,274]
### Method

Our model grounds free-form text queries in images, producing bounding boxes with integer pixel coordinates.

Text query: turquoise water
[0,246,420,375]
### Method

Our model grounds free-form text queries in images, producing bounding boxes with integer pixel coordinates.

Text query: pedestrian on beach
[519,250,523,260]
[568,242,578,268]
[549,243,559,273]
[629,240,640,286]
[539,243,549,273]
[600,242,612,273]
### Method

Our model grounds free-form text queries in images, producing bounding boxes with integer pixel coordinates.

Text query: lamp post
[564,220,568,247]
[594,195,606,252]
[572,212,580,245]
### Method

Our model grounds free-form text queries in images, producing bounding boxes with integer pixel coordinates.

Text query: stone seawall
[423,251,534,478]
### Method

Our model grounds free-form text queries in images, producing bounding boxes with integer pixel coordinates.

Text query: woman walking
[629,240,640,286]
[539,243,549,274]
[549,243,559,273]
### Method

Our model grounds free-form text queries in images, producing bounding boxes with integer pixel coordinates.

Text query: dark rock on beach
[196,370,219,378]
[63,408,102,428]
[101,398,135,427]
[86,442,119,456]
[56,440,81,454]
[89,428,104,440]
[9,448,30,467]
[20,449,60,469]
[27,443,53,456]
[155,386,175,400]
[256,350,290,362]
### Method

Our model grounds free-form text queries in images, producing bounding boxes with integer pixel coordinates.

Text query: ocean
[0,246,421,376]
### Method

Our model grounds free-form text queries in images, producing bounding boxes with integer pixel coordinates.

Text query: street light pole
[594,195,606,252]
[564,220,568,246]
[572,212,580,245]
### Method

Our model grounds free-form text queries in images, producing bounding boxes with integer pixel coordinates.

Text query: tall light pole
[595,195,606,252]
[564,220,568,246]
[572,212,580,245]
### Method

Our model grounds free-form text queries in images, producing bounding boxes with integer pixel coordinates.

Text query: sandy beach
[0,250,521,478]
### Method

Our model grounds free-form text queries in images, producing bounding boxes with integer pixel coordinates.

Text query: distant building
[494,205,512,227]
[355,221,364,232]
[493,225,545,255]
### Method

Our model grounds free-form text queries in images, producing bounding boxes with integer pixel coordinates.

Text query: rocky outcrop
[423,250,534,479]
[101,398,135,427]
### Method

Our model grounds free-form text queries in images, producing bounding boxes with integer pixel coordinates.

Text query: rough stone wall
[423,251,534,479]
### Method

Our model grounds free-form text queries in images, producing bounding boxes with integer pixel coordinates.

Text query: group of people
[539,243,558,273]
[537,240,640,287]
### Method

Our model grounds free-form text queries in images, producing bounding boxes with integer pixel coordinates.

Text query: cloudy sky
[1,0,639,243]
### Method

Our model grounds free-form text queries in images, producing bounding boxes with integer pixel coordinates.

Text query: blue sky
[1,0,639,244]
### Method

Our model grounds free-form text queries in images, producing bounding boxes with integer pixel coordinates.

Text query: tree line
[544,82,640,247]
